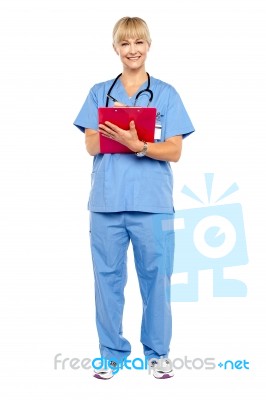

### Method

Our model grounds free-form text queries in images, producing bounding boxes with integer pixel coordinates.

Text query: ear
[113,43,119,55]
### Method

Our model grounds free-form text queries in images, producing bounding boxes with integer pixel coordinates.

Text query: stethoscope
[105,72,153,107]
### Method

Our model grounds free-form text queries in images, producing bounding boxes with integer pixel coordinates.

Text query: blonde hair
[112,17,151,45]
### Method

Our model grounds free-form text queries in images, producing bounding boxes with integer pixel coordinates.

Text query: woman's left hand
[99,120,143,153]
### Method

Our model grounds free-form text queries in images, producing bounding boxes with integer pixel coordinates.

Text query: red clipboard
[98,107,156,153]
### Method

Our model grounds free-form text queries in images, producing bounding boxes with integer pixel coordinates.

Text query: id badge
[154,123,162,140]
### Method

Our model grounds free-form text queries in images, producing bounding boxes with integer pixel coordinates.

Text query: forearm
[85,129,100,156]
[145,140,182,162]
[85,123,182,161]
[99,120,183,162]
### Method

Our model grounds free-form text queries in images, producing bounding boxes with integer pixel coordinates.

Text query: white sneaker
[149,358,174,379]
[93,360,117,380]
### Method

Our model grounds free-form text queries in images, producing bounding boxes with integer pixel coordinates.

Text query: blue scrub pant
[89,211,175,362]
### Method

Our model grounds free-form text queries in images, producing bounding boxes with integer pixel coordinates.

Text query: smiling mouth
[127,56,141,61]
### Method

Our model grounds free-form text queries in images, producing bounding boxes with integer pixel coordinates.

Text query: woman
[73,16,195,379]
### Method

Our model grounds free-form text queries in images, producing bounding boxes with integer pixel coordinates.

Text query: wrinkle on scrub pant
[89,211,175,362]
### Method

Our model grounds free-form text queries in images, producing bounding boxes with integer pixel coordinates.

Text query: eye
[121,42,129,47]
[136,41,144,45]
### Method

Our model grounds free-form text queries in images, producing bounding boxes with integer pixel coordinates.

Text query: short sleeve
[164,86,195,139]
[73,86,98,133]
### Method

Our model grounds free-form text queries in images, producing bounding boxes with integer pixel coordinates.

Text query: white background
[0,0,265,398]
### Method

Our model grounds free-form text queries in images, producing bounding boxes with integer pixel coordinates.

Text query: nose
[129,43,137,54]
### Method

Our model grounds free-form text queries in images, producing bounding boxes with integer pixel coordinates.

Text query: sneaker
[150,358,174,379]
[93,360,117,380]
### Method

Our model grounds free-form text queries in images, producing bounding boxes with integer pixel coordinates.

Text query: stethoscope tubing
[105,72,153,107]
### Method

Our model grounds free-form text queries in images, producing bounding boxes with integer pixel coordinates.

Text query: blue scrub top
[73,76,195,213]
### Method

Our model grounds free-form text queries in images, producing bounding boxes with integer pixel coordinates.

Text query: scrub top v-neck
[113,77,150,107]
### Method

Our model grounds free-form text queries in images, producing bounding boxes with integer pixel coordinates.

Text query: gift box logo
[160,173,249,302]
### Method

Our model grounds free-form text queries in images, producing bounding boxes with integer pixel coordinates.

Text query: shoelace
[109,361,117,368]
[150,360,158,367]
[150,359,171,367]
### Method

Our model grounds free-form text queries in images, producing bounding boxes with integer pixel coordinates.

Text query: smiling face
[112,17,151,72]
[114,38,150,71]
